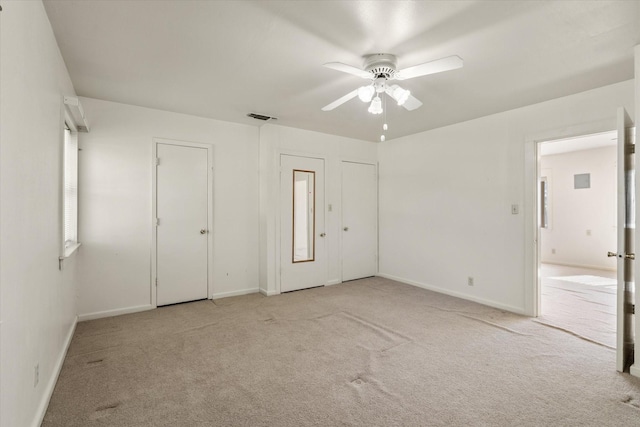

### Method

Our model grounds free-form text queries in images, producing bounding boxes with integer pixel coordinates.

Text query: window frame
[540,176,549,229]
[62,111,81,258]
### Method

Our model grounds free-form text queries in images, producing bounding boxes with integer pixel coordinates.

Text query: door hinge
[155,158,160,166]
[155,278,158,287]
[155,218,159,226]
[631,145,635,154]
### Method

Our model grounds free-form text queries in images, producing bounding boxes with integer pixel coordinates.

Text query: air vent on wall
[247,113,278,121]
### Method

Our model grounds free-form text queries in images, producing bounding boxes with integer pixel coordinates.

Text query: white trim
[259,288,279,296]
[525,119,618,317]
[63,96,90,132]
[78,304,154,322]
[212,288,259,299]
[541,261,616,272]
[62,242,81,259]
[377,273,526,315]
[32,316,77,427]
[630,364,640,377]
[151,141,158,308]
[340,157,378,166]
[326,279,341,286]
[152,138,214,307]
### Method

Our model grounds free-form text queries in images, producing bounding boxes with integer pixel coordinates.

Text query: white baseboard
[630,364,640,378]
[212,288,259,299]
[78,304,155,322]
[376,273,526,315]
[259,288,279,296]
[326,279,341,286]
[33,316,77,427]
[541,261,616,272]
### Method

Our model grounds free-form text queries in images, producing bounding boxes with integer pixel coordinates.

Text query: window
[63,122,79,252]
[540,176,549,229]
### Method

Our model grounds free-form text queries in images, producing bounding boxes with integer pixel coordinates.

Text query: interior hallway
[539,263,617,349]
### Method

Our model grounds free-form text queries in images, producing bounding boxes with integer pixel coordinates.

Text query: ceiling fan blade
[395,55,463,80]
[321,89,358,111]
[401,94,423,111]
[323,62,371,79]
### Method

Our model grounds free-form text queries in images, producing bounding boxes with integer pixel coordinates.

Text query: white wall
[259,124,377,295]
[0,2,79,426]
[540,146,617,270]
[378,80,634,314]
[76,97,259,319]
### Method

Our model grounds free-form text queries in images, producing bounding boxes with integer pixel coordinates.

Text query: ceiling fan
[321,53,463,113]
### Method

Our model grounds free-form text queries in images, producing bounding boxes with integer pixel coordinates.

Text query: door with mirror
[280,155,327,292]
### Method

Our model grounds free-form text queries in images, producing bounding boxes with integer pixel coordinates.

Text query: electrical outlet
[468,277,474,286]
[34,363,39,388]
[586,229,591,236]
[511,204,519,215]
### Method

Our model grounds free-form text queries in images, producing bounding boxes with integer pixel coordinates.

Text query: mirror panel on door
[293,170,315,263]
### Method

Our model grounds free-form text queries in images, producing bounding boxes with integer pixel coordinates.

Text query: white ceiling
[43,1,640,142]
[539,130,617,156]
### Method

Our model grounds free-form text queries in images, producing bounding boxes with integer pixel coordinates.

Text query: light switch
[511,204,519,215]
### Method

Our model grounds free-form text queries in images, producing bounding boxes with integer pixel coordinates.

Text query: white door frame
[151,138,214,307]
[525,119,618,317]
[276,150,328,294]
[339,159,379,283]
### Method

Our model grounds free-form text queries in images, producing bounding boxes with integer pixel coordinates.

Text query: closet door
[156,143,209,306]
[342,161,377,281]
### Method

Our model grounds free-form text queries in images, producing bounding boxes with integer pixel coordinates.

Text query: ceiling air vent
[247,113,277,121]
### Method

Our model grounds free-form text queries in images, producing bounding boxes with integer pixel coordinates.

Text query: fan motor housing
[363,53,398,79]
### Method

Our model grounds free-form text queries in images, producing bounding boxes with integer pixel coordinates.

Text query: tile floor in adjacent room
[539,263,617,348]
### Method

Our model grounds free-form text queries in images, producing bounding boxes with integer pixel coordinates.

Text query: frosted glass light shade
[392,86,410,106]
[368,96,383,114]
[358,86,375,103]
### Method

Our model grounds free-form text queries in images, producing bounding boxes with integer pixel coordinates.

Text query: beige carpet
[43,277,640,426]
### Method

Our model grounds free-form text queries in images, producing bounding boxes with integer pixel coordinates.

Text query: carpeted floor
[43,277,640,426]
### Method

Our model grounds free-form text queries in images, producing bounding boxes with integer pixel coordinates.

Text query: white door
[342,161,377,281]
[615,108,635,372]
[280,155,326,292]
[156,143,209,306]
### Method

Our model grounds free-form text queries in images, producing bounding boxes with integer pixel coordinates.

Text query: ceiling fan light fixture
[357,85,375,103]
[390,85,410,106]
[368,96,383,115]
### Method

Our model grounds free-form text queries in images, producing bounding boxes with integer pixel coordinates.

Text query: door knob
[200,229,207,234]
[607,251,618,257]
[320,233,326,237]
[343,227,349,231]
[625,253,635,260]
